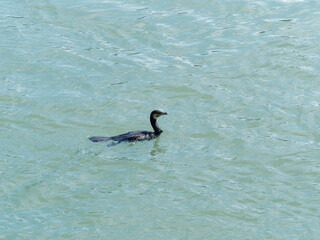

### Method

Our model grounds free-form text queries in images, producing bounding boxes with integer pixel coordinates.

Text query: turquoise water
[1,0,320,239]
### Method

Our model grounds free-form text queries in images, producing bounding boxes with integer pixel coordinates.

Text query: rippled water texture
[1,0,320,239]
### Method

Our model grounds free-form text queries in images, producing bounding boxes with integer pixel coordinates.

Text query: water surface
[1,0,320,239]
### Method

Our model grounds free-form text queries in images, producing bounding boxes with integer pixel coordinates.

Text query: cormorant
[89,110,167,145]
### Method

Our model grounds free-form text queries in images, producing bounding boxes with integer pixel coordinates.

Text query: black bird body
[89,110,167,144]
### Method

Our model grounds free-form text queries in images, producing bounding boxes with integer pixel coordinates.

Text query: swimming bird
[89,110,167,145]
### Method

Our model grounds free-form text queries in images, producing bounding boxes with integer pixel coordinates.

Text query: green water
[1,0,320,239]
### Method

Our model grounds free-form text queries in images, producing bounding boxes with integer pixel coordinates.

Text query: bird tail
[89,136,112,142]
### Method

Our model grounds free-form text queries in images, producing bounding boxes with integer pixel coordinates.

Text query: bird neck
[150,117,162,135]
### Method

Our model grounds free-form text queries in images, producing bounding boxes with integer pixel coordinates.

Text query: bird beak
[154,112,168,118]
